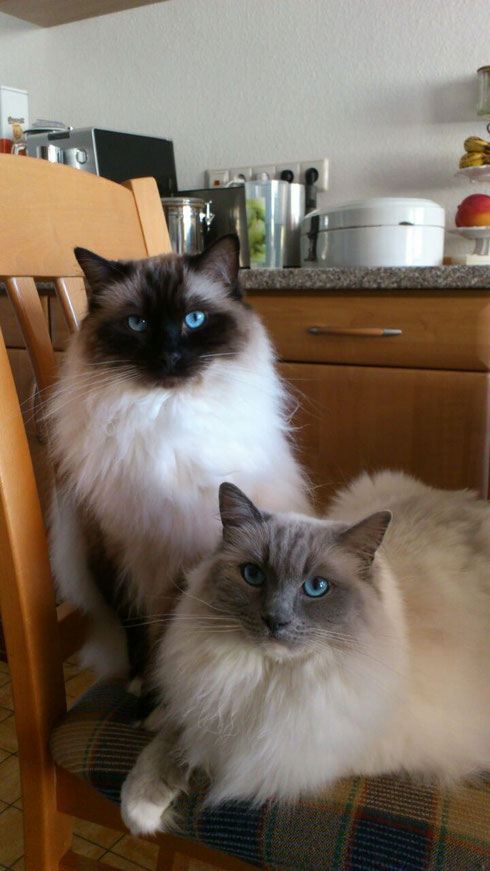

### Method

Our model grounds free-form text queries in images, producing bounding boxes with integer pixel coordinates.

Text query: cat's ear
[338,510,391,568]
[74,247,127,293]
[219,483,263,531]
[189,235,241,297]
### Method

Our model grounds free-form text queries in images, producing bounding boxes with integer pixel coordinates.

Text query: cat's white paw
[120,792,166,836]
[120,769,177,836]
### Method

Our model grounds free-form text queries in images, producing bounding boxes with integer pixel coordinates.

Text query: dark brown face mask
[74,234,249,388]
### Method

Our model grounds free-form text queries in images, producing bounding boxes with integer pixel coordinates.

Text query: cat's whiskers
[45,365,138,397]
[34,386,134,429]
[80,359,135,367]
[173,614,240,623]
[308,625,397,650]
[123,614,238,628]
[308,629,403,679]
[18,364,137,413]
[309,627,403,689]
[174,616,243,629]
[169,579,232,615]
[48,371,138,398]
[22,372,139,430]
[40,368,139,419]
[174,628,241,635]
[58,365,137,385]
[309,624,395,643]
[199,352,235,359]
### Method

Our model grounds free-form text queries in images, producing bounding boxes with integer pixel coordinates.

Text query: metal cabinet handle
[307,326,402,337]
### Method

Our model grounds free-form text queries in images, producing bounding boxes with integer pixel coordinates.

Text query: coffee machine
[24,127,178,196]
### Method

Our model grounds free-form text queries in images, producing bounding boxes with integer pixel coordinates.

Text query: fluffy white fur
[121,471,490,834]
[49,307,309,675]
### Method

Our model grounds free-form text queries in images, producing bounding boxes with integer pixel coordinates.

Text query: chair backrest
[0,155,172,831]
[0,154,171,388]
[0,324,68,832]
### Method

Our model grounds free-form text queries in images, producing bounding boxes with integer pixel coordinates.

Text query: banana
[464,136,490,153]
[459,152,489,168]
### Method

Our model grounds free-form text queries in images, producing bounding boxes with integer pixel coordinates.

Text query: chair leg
[23,789,73,871]
[157,839,180,870]
[157,848,202,871]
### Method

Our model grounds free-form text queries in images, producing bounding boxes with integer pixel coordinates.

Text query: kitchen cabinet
[0,0,168,27]
[278,361,488,505]
[247,287,490,506]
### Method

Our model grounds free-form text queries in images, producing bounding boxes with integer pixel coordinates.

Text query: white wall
[1,0,488,252]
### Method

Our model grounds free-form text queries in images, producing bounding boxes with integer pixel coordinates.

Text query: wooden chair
[0,153,254,871]
[2,155,488,871]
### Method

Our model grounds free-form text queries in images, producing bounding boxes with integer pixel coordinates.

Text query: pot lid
[161,197,206,209]
[302,197,445,233]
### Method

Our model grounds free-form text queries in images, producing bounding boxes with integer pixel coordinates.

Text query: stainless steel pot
[161,197,214,255]
[179,185,250,267]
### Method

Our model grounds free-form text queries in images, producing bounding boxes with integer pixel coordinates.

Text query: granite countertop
[3,266,490,297]
[239,265,490,291]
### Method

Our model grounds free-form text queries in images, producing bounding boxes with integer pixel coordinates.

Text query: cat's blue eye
[127,315,148,332]
[184,310,206,330]
[302,577,330,598]
[240,563,266,587]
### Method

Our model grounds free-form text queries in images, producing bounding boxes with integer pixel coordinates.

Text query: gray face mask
[202,483,391,655]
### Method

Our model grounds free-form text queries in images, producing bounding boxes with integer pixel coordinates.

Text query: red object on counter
[455,193,490,227]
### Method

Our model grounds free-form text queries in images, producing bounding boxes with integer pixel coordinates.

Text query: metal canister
[244,180,289,268]
[161,197,214,255]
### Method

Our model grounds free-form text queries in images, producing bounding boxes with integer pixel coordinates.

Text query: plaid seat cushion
[50,679,490,871]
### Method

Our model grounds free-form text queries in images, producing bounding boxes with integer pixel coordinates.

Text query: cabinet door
[280,362,490,506]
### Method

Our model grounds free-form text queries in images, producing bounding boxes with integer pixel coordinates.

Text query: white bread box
[301,197,445,267]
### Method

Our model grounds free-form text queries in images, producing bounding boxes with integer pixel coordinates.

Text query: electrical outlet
[206,168,230,187]
[276,162,301,183]
[228,166,253,182]
[299,159,329,192]
[207,159,329,189]
[250,164,276,180]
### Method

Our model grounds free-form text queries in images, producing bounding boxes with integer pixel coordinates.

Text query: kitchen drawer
[249,291,490,371]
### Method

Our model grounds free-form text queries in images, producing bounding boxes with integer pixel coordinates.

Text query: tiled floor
[0,658,218,871]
